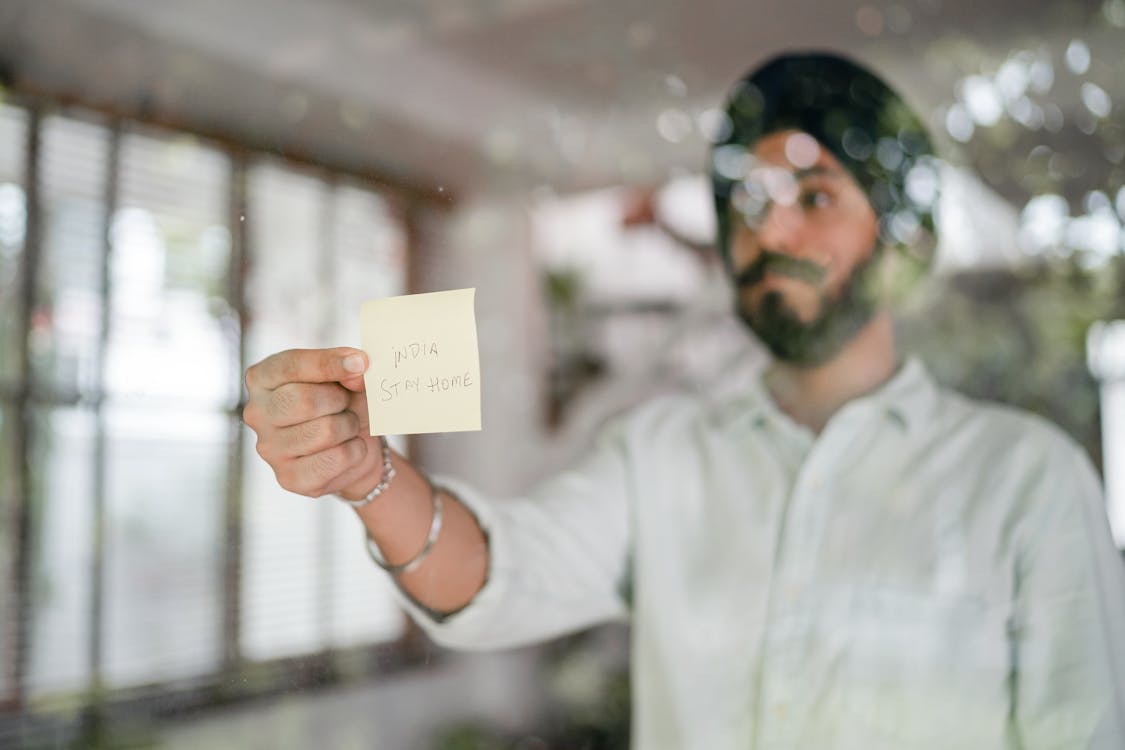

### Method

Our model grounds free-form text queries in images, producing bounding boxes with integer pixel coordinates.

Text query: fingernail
[344,354,366,373]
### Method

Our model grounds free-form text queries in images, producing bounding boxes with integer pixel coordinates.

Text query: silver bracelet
[364,482,444,575]
[336,436,396,509]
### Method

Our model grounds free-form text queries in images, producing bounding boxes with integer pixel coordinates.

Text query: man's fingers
[246,347,368,391]
[321,435,383,495]
[276,437,369,497]
[339,373,367,393]
[348,390,371,433]
[275,411,361,458]
[259,382,350,427]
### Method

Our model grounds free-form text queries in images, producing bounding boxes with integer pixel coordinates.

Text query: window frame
[0,91,441,745]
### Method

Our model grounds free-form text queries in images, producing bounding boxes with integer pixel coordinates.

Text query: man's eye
[798,190,831,210]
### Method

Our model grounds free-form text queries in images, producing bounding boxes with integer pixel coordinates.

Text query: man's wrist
[335,436,396,508]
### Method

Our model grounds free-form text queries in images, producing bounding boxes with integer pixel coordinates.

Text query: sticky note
[360,288,481,436]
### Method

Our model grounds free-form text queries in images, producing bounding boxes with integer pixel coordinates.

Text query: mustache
[734,250,828,288]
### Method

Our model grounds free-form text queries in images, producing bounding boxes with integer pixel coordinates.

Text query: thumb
[340,373,367,392]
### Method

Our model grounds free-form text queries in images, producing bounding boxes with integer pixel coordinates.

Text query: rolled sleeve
[389,420,634,651]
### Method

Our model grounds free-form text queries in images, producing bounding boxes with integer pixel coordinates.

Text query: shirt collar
[717,356,938,434]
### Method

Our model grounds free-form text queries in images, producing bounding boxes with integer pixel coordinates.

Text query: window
[0,100,411,723]
[241,162,408,661]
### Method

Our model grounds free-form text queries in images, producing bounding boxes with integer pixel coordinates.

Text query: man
[243,53,1125,748]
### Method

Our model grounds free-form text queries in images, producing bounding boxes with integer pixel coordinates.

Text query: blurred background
[0,0,1122,747]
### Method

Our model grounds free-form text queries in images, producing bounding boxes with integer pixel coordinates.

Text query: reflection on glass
[27,407,94,696]
[245,162,327,358]
[107,130,235,409]
[0,105,27,386]
[36,115,110,396]
[331,183,406,344]
[242,162,329,662]
[0,404,13,699]
[242,166,408,659]
[103,406,225,687]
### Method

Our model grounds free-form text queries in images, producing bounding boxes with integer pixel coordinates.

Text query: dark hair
[710,51,939,272]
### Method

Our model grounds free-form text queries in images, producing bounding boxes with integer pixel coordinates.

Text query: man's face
[726,130,882,365]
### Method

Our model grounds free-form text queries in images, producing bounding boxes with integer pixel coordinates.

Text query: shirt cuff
[384,475,514,650]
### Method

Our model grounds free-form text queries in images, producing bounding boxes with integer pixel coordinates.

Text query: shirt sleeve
[388,417,634,651]
[1010,438,1125,749]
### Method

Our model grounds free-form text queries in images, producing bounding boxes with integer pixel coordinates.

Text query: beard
[735,247,881,367]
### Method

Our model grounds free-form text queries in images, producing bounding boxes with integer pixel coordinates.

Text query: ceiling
[0,0,1118,202]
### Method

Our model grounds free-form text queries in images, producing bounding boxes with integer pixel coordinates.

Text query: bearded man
[243,52,1125,749]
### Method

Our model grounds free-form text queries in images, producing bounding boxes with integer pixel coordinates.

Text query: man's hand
[243,347,380,498]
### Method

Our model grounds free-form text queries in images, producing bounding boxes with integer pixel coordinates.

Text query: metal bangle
[365,482,444,575]
[336,436,396,509]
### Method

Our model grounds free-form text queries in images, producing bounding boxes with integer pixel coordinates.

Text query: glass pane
[102,406,226,687]
[331,183,407,343]
[107,130,236,409]
[244,161,329,361]
[0,105,27,386]
[241,162,330,661]
[241,448,327,660]
[0,403,15,699]
[34,115,111,397]
[27,406,95,696]
[328,507,405,648]
[328,183,407,647]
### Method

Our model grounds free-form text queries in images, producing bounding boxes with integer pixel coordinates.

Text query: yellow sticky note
[360,288,481,436]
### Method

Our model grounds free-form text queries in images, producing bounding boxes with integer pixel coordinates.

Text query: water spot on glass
[889,211,921,244]
[1048,152,1068,179]
[1080,83,1112,118]
[1008,97,1044,130]
[1085,191,1111,214]
[1018,194,1069,254]
[1042,103,1065,133]
[905,163,940,208]
[961,76,1003,126]
[730,82,765,119]
[855,5,884,35]
[876,137,904,170]
[713,144,752,181]
[842,127,874,160]
[656,108,692,143]
[756,166,800,207]
[944,104,974,143]
[995,58,1030,102]
[664,74,688,98]
[1067,208,1120,260]
[1028,58,1054,94]
[885,4,912,32]
[1076,110,1099,136]
[1105,0,1125,27]
[1066,40,1091,75]
[784,133,820,169]
[696,108,732,144]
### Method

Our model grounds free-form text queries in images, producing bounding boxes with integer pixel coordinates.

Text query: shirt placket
[752,411,864,749]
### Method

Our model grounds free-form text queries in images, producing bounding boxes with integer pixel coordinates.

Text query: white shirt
[392,359,1125,749]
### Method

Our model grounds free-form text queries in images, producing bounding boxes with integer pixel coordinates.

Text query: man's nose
[756,200,802,254]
